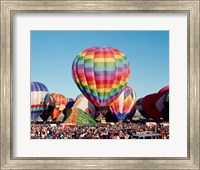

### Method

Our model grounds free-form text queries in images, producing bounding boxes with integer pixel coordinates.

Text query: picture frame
[0,0,199,169]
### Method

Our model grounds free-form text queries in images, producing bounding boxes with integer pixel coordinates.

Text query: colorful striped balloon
[72,47,130,112]
[31,82,49,120]
[109,86,137,121]
[64,107,97,126]
[49,93,68,121]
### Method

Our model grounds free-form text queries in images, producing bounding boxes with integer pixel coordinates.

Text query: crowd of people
[31,122,169,139]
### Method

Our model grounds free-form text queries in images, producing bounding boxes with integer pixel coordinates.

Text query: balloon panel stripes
[31,82,49,120]
[72,47,130,107]
[110,86,137,121]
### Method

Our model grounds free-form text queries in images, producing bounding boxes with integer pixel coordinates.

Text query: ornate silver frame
[1,0,199,169]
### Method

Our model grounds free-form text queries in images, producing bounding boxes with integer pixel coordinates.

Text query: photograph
[30,31,169,140]
[1,0,199,168]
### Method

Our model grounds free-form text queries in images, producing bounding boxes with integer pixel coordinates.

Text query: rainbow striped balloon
[72,47,130,110]
[109,86,137,121]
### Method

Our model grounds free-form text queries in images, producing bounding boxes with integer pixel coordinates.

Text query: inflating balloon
[73,94,96,119]
[63,107,97,126]
[69,98,74,101]
[158,85,169,93]
[72,47,130,114]
[142,93,164,121]
[40,93,55,121]
[63,98,75,114]
[49,93,67,121]
[31,82,49,121]
[65,100,75,111]
[156,90,169,121]
[142,85,169,121]
[109,86,137,121]
[75,94,84,101]
[135,98,151,120]
[75,94,85,101]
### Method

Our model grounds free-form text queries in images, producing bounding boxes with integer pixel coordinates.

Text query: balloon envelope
[142,93,163,121]
[156,91,169,120]
[72,47,130,112]
[109,86,137,121]
[158,86,169,93]
[74,94,96,119]
[50,93,67,121]
[63,107,97,126]
[75,94,84,101]
[31,82,49,120]
[135,98,151,119]
[68,98,75,102]
[66,101,75,110]
[40,93,54,121]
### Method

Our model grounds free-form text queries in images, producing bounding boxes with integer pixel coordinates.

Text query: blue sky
[31,31,169,99]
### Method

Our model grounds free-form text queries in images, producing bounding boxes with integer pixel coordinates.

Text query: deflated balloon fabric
[64,107,97,126]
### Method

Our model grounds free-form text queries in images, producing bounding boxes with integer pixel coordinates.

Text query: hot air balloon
[31,82,49,121]
[109,86,137,121]
[40,93,55,121]
[135,98,151,120]
[72,47,130,114]
[158,85,169,93]
[74,94,96,118]
[63,107,97,126]
[142,93,162,121]
[156,91,169,121]
[63,98,75,114]
[68,98,75,102]
[47,93,67,121]
[75,94,84,101]
[142,90,169,121]
[65,100,75,111]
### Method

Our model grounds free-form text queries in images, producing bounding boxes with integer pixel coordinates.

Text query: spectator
[30,122,169,139]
